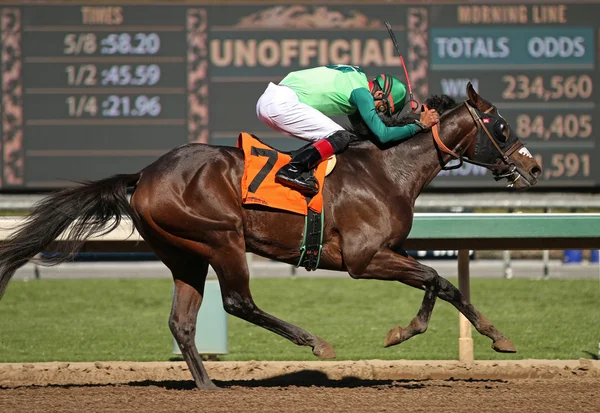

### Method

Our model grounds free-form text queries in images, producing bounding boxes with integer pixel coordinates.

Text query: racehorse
[0,83,540,389]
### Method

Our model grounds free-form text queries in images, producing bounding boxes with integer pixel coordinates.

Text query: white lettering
[234,39,255,66]
[496,37,510,57]
[441,78,479,97]
[209,39,400,68]
[527,36,585,58]
[210,40,232,66]
[383,39,399,65]
[299,39,317,66]
[257,40,279,67]
[318,40,328,65]
[361,39,383,66]
[435,36,510,59]
[447,38,463,58]
[351,39,361,65]
[330,39,350,64]
[281,39,299,66]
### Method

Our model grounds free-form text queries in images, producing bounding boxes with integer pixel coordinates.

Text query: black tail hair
[0,173,141,298]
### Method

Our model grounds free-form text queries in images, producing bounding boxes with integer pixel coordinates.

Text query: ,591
[534,153,591,180]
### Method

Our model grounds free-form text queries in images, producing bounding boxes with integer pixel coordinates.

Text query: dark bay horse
[0,83,541,389]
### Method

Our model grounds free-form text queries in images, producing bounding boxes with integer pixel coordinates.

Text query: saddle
[237,132,336,271]
[237,132,335,216]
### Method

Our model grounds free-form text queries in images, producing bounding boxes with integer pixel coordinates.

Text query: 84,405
[516,114,592,140]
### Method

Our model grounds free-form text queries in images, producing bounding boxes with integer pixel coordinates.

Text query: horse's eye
[494,122,509,143]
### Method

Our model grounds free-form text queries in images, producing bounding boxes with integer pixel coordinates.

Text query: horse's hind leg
[153,246,217,390]
[210,244,336,359]
[168,260,219,390]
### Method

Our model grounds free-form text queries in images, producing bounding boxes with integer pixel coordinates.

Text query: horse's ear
[466,82,479,105]
[466,82,491,111]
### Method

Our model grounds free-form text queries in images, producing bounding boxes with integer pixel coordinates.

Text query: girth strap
[297,203,324,271]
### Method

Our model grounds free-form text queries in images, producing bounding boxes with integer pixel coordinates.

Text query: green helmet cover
[374,74,407,115]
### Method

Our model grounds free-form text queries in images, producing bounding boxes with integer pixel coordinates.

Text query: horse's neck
[370,106,475,202]
[377,137,440,202]
[421,105,476,187]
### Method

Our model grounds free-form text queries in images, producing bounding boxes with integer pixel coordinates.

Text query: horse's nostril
[530,166,541,179]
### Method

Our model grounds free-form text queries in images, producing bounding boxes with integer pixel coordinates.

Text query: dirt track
[1,360,599,412]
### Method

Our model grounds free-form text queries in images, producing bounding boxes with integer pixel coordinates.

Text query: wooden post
[458,249,474,363]
[542,207,551,280]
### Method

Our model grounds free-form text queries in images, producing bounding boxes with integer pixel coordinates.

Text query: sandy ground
[1,359,598,412]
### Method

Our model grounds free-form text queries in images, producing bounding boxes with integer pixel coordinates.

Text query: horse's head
[460,83,541,189]
[346,86,541,190]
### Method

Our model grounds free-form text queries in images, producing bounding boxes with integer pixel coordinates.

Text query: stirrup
[275,173,319,196]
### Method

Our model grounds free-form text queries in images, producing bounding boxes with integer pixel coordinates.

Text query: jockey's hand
[419,107,440,129]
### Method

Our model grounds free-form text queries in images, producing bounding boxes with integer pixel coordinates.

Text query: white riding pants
[256,82,343,142]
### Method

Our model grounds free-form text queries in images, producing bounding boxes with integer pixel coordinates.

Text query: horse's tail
[0,172,141,298]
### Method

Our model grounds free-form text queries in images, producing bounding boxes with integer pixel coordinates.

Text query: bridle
[428,101,524,181]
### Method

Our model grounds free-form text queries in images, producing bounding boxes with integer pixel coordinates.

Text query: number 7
[248,147,278,193]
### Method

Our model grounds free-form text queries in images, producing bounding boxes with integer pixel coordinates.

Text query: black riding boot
[275,144,323,196]
[275,131,353,196]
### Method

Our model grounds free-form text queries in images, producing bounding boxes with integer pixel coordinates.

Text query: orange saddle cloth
[237,132,328,215]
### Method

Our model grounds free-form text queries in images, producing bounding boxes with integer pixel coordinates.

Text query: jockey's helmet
[373,74,407,115]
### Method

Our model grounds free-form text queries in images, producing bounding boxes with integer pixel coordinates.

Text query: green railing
[4,213,600,362]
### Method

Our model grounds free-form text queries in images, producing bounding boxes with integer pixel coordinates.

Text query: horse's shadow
[126,370,505,390]
[132,370,402,390]
[1,370,507,391]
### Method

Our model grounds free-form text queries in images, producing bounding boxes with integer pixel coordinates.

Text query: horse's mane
[346,94,460,146]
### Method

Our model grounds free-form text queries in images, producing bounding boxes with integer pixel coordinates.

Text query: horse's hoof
[312,339,336,359]
[198,380,220,390]
[492,338,517,353]
[384,326,407,348]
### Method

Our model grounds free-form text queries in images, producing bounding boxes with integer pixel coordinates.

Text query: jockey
[256,64,440,196]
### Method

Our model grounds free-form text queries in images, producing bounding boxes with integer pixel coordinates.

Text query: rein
[426,103,462,170]
[428,102,524,177]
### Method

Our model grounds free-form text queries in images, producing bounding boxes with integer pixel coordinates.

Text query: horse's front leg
[347,248,516,353]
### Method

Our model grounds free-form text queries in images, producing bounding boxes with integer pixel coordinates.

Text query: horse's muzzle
[494,162,540,190]
[507,165,541,189]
